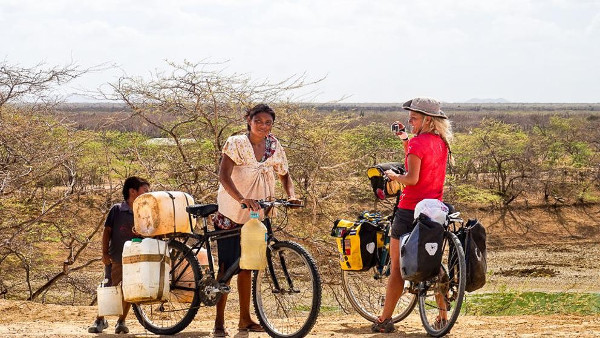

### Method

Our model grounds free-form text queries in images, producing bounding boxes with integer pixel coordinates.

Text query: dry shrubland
[1,61,599,305]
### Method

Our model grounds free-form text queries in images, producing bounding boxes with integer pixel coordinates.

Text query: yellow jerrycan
[240,211,267,270]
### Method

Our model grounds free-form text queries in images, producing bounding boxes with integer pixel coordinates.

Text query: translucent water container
[133,191,196,237]
[197,247,212,272]
[97,280,123,316]
[122,238,170,303]
[171,247,213,303]
[240,211,267,270]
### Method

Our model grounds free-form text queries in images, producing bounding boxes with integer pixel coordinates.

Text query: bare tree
[104,60,323,201]
[0,60,87,110]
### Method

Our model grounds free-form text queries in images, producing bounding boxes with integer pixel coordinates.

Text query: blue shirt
[105,201,136,263]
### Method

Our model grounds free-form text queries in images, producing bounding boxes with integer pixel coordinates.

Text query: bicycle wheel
[417,231,466,337]
[342,265,417,323]
[132,240,201,335]
[252,241,321,338]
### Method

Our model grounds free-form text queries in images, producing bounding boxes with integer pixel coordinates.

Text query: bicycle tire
[417,230,466,337]
[342,266,417,323]
[252,241,322,338]
[132,239,201,335]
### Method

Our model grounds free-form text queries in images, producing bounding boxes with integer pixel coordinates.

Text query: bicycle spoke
[133,240,201,335]
[253,241,321,338]
[418,231,466,337]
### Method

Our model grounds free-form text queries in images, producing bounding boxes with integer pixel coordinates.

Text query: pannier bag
[367,162,406,200]
[454,219,487,292]
[133,191,195,237]
[400,214,444,282]
[331,219,384,271]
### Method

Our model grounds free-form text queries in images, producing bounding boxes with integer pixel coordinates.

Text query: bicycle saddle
[186,204,218,217]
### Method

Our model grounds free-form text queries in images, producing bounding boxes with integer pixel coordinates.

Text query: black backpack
[454,219,487,292]
[366,162,406,200]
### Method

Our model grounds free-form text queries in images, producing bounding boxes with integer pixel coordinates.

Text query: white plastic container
[240,212,267,270]
[122,238,170,304]
[97,282,123,316]
[133,191,196,237]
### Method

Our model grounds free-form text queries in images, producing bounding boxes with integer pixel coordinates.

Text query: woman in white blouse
[213,103,299,336]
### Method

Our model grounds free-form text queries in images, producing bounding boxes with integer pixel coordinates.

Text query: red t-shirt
[398,133,448,210]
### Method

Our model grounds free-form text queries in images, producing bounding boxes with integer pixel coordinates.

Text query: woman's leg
[237,269,259,328]
[379,237,405,320]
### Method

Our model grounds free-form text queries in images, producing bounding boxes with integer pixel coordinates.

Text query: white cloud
[1,0,599,102]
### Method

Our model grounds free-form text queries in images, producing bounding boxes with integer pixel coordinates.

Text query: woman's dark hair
[245,104,276,131]
[123,176,150,200]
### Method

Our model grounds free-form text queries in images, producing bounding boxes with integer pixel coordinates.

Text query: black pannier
[366,162,406,200]
[453,219,487,292]
[400,214,445,282]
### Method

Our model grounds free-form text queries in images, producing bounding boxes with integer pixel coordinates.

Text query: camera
[391,123,403,133]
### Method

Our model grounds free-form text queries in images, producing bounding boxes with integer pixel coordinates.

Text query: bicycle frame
[169,201,292,299]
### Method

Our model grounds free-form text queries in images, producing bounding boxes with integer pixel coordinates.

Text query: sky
[1,0,599,103]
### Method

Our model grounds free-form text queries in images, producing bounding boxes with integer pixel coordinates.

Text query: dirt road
[1,299,599,337]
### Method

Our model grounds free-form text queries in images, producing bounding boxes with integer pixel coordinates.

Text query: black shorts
[216,230,241,277]
[390,208,416,239]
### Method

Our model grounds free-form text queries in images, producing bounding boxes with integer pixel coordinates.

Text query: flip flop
[238,323,264,332]
[212,327,230,337]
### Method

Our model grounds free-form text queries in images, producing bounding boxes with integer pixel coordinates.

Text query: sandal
[371,317,395,333]
[238,323,264,332]
[433,318,448,330]
[212,327,230,337]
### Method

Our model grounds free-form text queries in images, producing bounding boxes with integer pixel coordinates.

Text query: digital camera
[391,123,402,132]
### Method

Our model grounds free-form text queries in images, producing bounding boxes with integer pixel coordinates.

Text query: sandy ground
[1,299,600,337]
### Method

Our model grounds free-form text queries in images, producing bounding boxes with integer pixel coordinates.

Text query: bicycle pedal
[219,285,231,294]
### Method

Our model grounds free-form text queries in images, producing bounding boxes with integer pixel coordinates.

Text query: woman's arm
[385,153,421,186]
[278,172,296,199]
[218,154,260,210]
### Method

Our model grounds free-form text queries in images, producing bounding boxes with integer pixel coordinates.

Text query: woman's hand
[393,121,409,141]
[240,198,261,211]
[385,169,400,182]
[287,198,303,209]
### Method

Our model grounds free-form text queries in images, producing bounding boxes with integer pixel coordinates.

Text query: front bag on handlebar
[367,162,406,200]
[331,219,384,271]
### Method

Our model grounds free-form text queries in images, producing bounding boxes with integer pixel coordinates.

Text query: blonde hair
[420,113,455,165]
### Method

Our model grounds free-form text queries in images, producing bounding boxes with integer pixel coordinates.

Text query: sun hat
[402,97,447,119]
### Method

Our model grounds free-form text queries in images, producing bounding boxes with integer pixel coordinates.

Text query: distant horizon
[56,100,600,106]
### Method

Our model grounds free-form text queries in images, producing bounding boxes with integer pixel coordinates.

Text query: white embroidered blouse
[216,134,289,224]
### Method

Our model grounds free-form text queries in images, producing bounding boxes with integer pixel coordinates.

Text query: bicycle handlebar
[240,199,304,210]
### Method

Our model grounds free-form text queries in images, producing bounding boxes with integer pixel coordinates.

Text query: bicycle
[340,205,467,337]
[131,199,322,338]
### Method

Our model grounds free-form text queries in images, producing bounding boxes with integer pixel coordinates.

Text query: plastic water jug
[97,280,123,316]
[133,191,196,237]
[240,211,267,270]
[171,247,213,303]
[122,238,170,304]
[197,247,212,272]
